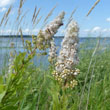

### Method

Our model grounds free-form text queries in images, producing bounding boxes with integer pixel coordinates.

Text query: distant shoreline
[0,35,110,39]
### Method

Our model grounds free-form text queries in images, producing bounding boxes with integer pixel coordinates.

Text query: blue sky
[0,0,110,37]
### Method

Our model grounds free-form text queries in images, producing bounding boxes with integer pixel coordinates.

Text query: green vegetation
[0,0,109,109]
[0,40,110,110]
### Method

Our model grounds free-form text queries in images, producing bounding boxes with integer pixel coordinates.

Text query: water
[0,36,110,73]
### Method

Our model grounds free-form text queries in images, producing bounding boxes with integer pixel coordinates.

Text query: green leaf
[0,91,6,103]
[0,85,6,93]
[0,76,3,84]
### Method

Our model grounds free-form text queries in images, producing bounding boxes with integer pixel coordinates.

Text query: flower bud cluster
[35,11,65,50]
[25,40,32,52]
[8,52,15,74]
[48,38,57,63]
[53,20,80,88]
[8,43,16,74]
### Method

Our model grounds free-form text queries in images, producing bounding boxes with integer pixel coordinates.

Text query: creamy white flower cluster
[53,20,80,88]
[43,11,65,40]
[36,11,65,50]
[8,52,15,74]
[48,38,57,63]
[8,43,16,74]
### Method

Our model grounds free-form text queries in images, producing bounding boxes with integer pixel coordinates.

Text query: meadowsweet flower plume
[53,20,80,88]
[8,42,16,74]
[48,38,57,64]
[35,11,65,50]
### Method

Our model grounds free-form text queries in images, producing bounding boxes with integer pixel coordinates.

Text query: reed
[87,0,100,16]
[33,8,41,25]
[0,6,12,27]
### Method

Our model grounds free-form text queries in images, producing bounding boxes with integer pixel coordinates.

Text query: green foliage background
[0,39,110,110]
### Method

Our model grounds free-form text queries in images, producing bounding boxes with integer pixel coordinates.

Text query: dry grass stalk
[41,5,57,29]
[0,14,6,27]
[17,0,26,21]
[0,6,12,27]
[19,28,25,48]
[44,5,57,23]
[6,6,12,18]
[33,16,42,29]
[33,8,41,25]
[32,6,37,22]
[19,0,26,9]
[65,8,77,28]
[41,21,48,30]
[4,17,9,27]
[79,39,100,110]
[86,0,100,16]
[18,10,29,25]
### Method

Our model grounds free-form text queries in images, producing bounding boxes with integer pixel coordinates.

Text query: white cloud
[0,7,7,12]
[102,29,109,32]
[32,29,39,33]
[83,29,90,32]
[23,29,30,33]
[0,0,16,13]
[0,28,41,35]
[1,28,110,37]
[0,0,15,7]
[81,27,110,37]
[22,29,40,35]
[0,29,13,34]
[106,17,110,22]
[91,26,101,33]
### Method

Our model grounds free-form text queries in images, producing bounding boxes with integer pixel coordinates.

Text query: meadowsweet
[53,20,80,88]
[10,42,15,48]
[48,38,57,64]
[35,11,65,50]
[8,52,15,74]
[8,43,16,74]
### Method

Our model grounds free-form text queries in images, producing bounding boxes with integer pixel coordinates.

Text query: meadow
[0,37,110,110]
[0,0,110,110]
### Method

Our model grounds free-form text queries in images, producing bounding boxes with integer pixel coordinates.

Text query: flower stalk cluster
[8,42,16,74]
[48,38,57,64]
[53,20,80,88]
[33,11,65,50]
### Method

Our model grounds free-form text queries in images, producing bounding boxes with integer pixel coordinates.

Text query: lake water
[0,36,110,73]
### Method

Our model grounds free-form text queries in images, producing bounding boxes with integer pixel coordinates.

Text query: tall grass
[0,39,110,110]
[0,0,110,110]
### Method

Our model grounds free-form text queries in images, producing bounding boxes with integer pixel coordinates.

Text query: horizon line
[0,35,110,38]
